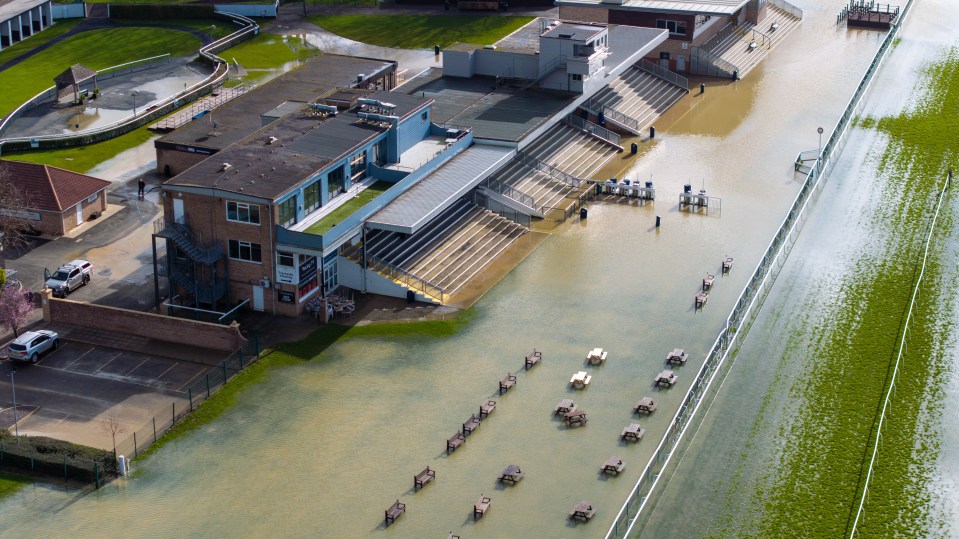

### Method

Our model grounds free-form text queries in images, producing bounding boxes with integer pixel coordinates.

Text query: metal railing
[770,0,804,19]
[563,114,622,148]
[701,21,737,54]
[480,178,538,211]
[736,26,772,49]
[515,151,585,188]
[114,347,257,460]
[154,217,224,264]
[367,254,446,304]
[605,0,912,535]
[0,12,258,153]
[689,46,740,78]
[636,59,689,91]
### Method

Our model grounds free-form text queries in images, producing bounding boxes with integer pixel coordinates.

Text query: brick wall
[558,5,608,23]
[45,295,248,353]
[156,148,209,177]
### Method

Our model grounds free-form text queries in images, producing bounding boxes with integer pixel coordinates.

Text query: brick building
[0,159,109,236]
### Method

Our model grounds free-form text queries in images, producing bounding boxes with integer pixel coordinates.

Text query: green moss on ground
[3,127,158,173]
[136,310,473,459]
[0,472,30,501]
[0,27,200,116]
[308,14,533,49]
[759,49,959,537]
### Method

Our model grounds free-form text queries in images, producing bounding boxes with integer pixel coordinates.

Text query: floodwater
[0,1,926,537]
[638,0,959,537]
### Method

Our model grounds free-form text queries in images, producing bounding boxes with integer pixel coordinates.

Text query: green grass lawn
[308,14,533,49]
[0,19,83,68]
[111,19,235,40]
[0,27,201,117]
[0,472,30,501]
[222,33,320,70]
[3,125,158,173]
[305,182,391,235]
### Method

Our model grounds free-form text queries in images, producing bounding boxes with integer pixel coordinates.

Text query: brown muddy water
[0,1,923,537]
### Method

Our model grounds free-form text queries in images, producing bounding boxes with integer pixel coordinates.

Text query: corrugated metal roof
[368,145,515,234]
[0,0,49,23]
[555,0,748,15]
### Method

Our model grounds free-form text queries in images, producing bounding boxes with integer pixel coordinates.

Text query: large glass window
[228,240,262,263]
[350,151,367,182]
[278,197,297,227]
[303,181,320,214]
[277,251,294,267]
[656,19,688,36]
[226,201,261,224]
[373,138,387,166]
[328,165,345,200]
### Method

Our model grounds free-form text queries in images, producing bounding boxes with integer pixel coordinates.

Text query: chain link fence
[0,436,111,488]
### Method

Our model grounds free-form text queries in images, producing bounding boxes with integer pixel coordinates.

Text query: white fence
[605,0,915,537]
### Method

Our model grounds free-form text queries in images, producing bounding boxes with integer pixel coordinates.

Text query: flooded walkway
[0,4,903,539]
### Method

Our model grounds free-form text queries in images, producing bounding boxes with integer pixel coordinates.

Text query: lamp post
[210,25,216,42]
[817,126,824,156]
[132,90,140,116]
[7,369,19,447]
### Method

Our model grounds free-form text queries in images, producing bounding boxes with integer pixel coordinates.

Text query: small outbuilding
[54,63,98,102]
[0,159,110,236]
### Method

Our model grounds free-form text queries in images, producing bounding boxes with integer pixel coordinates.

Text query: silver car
[7,329,60,363]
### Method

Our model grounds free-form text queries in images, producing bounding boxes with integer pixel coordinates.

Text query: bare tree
[0,164,36,256]
[103,413,125,460]
[0,286,34,337]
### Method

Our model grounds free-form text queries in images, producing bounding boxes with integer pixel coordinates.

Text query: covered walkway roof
[367,144,515,234]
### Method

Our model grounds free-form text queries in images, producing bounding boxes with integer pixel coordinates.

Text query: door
[252,285,265,311]
[659,52,670,70]
[173,198,185,224]
[76,201,83,225]
[676,55,686,72]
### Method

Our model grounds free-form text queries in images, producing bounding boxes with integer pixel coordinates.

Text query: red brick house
[0,159,110,236]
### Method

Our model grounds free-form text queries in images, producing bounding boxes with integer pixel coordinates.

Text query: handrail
[701,22,736,53]
[601,105,642,134]
[481,178,538,210]
[636,59,689,90]
[515,151,584,188]
[0,12,258,152]
[737,26,772,49]
[367,253,446,303]
[563,113,622,148]
[691,46,740,78]
[605,0,913,536]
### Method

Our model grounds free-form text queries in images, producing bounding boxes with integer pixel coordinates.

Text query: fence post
[206,373,211,398]
[134,432,138,457]
[223,360,228,383]
[153,417,157,443]
[64,456,67,482]
[189,388,194,412]
[173,402,176,425]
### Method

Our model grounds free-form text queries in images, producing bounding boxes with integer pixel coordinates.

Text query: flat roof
[542,23,606,42]
[400,69,575,143]
[165,91,430,201]
[157,54,395,152]
[553,0,748,16]
[368,145,515,234]
[0,0,47,22]
[492,18,548,53]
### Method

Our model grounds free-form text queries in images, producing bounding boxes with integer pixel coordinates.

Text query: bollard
[700,83,705,94]
[434,45,440,55]
[733,70,739,81]
[118,455,127,476]
[631,142,638,154]
[649,126,655,139]
[656,215,661,228]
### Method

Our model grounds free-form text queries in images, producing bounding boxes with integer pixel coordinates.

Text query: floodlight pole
[132,90,139,116]
[8,369,19,447]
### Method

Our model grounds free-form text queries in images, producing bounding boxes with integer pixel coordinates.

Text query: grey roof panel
[368,145,515,234]
[555,0,748,15]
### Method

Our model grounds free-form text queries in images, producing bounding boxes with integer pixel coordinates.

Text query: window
[656,19,688,36]
[420,111,428,121]
[571,74,583,81]
[328,165,345,200]
[226,201,261,224]
[278,197,297,227]
[350,151,367,182]
[303,181,320,214]
[277,251,294,267]
[373,138,387,166]
[228,240,262,263]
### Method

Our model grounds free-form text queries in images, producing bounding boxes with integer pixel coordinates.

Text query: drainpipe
[269,204,276,315]
[362,226,368,293]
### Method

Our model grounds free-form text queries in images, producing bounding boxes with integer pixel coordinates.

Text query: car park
[45,259,94,298]
[6,329,60,363]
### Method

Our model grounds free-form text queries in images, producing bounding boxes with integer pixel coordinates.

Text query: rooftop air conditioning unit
[356,74,366,83]
[267,136,279,145]
[218,163,232,172]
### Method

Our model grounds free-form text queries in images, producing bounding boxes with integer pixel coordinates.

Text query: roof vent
[267,136,279,145]
[218,163,232,172]
[483,45,496,50]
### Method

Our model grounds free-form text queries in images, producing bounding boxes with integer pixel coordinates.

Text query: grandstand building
[153,19,701,317]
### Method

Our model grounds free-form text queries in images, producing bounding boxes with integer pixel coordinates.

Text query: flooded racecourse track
[2,1,956,537]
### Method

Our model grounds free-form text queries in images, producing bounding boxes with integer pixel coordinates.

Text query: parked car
[6,329,60,363]
[45,259,93,298]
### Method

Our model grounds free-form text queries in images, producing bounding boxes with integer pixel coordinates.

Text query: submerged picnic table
[500,372,517,394]
[655,370,678,388]
[634,396,656,415]
[564,409,588,427]
[525,349,542,370]
[474,494,492,519]
[621,423,646,442]
[554,399,576,415]
[569,501,596,521]
[666,348,688,365]
[498,464,525,484]
[602,456,625,475]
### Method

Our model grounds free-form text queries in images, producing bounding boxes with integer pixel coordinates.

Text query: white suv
[45,259,93,298]
[7,329,60,363]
